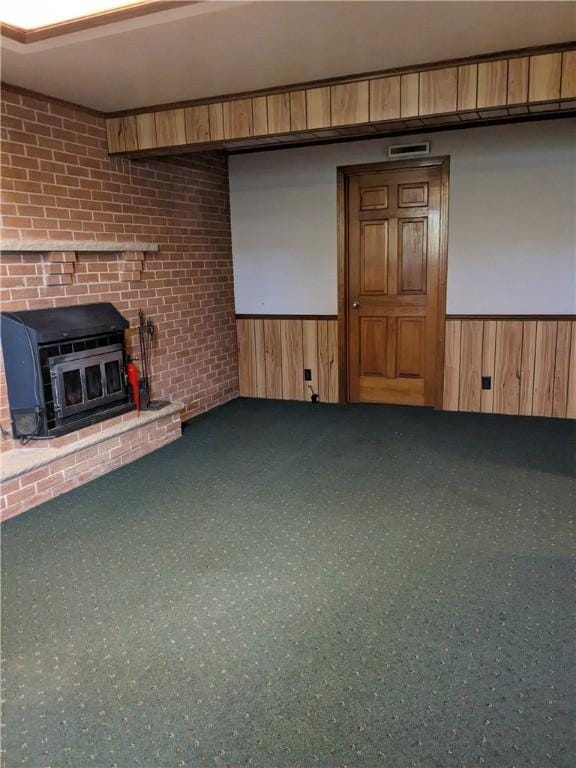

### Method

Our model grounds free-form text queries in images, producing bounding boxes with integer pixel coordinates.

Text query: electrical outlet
[481,376,492,390]
[304,368,312,381]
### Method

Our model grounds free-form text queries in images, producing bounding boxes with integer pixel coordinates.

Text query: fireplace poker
[137,310,168,410]
[138,309,151,409]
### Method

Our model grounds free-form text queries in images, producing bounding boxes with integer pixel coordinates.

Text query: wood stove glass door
[50,346,126,422]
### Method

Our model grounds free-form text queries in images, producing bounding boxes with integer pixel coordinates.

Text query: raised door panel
[267,93,291,134]
[477,60,508,108]
[398,219,427,294]
[184,105,210,144]
[398,183,428,208]
[223,99,253,140]
[155,109,186,147]
[331,81,369,126]
[370,77,401,121]
[397,318,424,379]
[360,318,388,376]
[306,87,331,129]
[290,91,307,131]
[361,187,389,210]
[529,53,562,102]
[360,222,389,294]
[419,67,457,115]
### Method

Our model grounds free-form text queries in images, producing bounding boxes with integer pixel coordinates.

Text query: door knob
[352,301,360,309]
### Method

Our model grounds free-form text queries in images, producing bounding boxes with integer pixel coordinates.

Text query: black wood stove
[1,303,134,440]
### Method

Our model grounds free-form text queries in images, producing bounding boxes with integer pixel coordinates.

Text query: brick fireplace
[1,300,135,440]
[0,85,239,520]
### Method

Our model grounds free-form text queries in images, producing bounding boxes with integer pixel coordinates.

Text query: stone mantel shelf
[0,239,159,252]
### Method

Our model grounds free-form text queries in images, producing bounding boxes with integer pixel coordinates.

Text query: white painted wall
[230,118,576,315]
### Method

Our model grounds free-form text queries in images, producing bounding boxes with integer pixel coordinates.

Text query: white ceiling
[1,0,154,29]
[1,1,575,113]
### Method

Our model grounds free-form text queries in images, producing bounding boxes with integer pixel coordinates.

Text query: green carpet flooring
[2,399,575,767]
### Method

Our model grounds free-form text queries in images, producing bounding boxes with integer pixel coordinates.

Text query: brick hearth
[0,403,183,522]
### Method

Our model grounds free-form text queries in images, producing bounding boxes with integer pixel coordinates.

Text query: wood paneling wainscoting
[236,316,339,403]
[238,315,575,418]
[444,317,576,418]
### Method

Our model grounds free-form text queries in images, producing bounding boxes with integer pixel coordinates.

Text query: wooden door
[346,162,447,405]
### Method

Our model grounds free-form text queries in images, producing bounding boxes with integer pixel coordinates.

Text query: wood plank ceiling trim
[105,43,576,155]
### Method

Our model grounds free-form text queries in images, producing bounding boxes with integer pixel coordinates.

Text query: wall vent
[388,142,430,158]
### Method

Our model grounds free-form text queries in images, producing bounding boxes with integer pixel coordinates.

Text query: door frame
[336,156,450,407]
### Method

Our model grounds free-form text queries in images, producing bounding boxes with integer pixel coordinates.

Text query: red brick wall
[0,85,239,446]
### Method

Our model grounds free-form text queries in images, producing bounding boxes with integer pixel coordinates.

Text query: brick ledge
[1,239,159,252]
[1,402,183,482]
